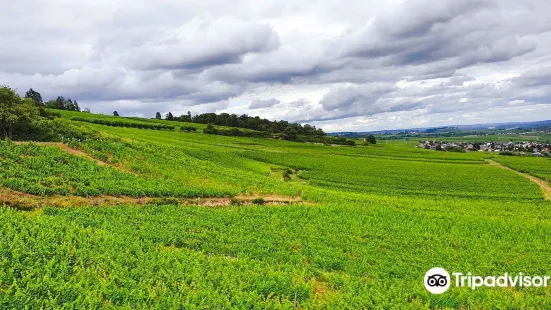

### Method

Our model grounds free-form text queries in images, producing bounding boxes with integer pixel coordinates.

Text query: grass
[1,112,551,308]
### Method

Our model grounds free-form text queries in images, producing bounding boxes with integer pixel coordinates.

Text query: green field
[494,155,551,183]
[2,112,551,308]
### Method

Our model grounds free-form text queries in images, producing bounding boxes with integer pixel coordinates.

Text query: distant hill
[328,120,551,137]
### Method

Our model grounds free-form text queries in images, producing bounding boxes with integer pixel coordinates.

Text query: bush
[230,198,241,206]
[180,126,197,132]
[252,198,265,205]
[449,146,466,153]
[71,117,174,131]
[13,118,100,142]
[203,125,269,138]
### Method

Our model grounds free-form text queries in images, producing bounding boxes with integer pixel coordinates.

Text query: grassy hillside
[2,112,551,308]
[53,109,262,133]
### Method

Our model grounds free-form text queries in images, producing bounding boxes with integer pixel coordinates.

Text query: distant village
[418,141,551,157]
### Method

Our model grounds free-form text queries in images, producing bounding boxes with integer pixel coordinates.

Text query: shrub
[203,125,269,138]
[71,117,174,131]
[499,151,515,156]
[252,198,265,205]
[180,126,197,132]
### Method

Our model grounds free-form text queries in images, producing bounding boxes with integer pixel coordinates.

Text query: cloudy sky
[2,0,551,132]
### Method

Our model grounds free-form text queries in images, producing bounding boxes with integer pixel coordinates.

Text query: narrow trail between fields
[0,186,308,210]
[487,160,551,201]
[14,141,136,174]
[15,141,108,166]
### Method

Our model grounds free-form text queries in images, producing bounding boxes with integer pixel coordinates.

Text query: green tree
[367,135,377,144]
[113,111,120,117]
[282,127,298,141]
[67,99,75,111]
[45,96,80,111]
[55,96,66,109]
[25,88,43,106]
[166,112,174,121]
[155,112,162,119]
[203,124,216,134]
[73,100,81,112]
[0,86,40,139]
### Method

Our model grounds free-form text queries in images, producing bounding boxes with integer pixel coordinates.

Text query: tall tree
[113,111,120,116]
[66,98,75,111]
[73,100,81,112]
[55,96,66,109]
[45,96,80,111]
[25,88,43,106]
[166,112,174,121]
[0,86,40,139]
[155,112,161,119]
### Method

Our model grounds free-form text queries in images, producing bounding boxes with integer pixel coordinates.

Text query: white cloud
[1,0,551,131]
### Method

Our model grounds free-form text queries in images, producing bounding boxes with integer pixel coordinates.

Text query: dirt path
[0,186,307,210]
[13,141,138,174]
[487,160,551,201]
[15,141,108,166]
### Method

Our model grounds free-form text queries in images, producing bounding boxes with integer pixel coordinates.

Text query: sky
[2,0,551,132]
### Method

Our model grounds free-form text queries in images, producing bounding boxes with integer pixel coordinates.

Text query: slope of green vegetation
[494,156,551,182]
[0,141,230,197]
[1,110,551,308]
[71,117,175,131]
[53,109,260,133]
[2,195,551,309]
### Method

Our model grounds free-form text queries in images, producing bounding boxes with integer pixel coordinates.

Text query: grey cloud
[337,0,539,71]
[320,83,398,111]
[206,42,334,84]
[206,0,545,88]
[376,0,492,38]
[3,67,244,105]
[291,71,549,123]
[85,98,230,119]
[106,17,281,71]
[249,98,280,109]
[511,66,551,88]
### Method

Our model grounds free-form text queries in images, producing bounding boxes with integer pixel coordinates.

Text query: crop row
[71,117,175,130]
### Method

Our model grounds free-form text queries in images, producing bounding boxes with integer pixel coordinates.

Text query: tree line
[2,86,357,145]
[156,111,326,137]
[203,124,270,138]
[0,86,97,141]
[25,88,81,111]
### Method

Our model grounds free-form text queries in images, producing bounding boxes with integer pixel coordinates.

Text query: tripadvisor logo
[424,267,451,294]
[424,267,551,294]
